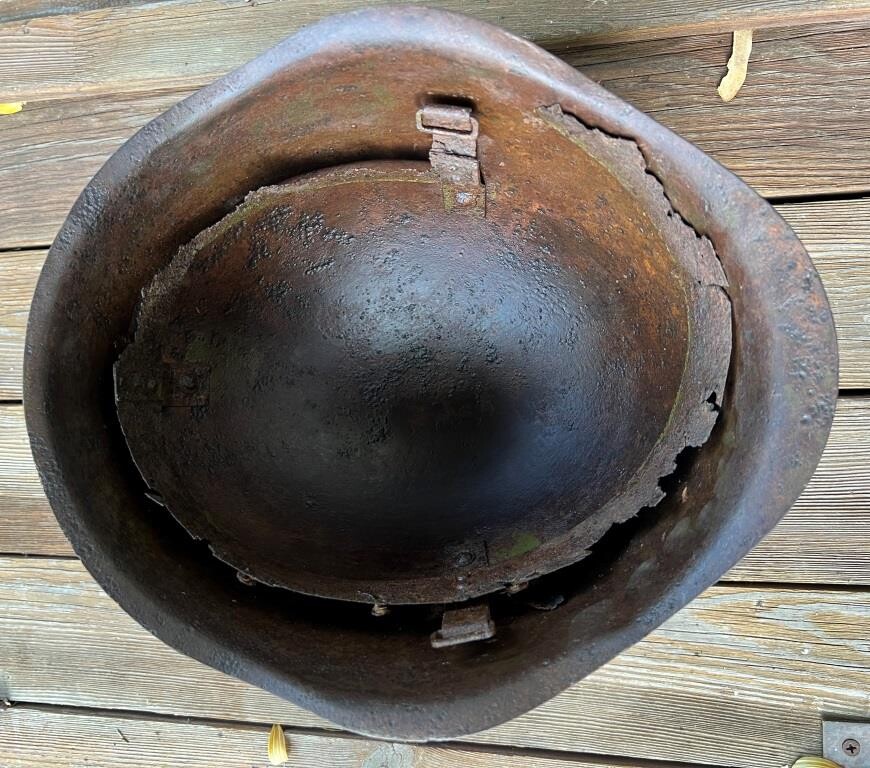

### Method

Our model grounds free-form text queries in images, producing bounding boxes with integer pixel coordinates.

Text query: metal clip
[431,603,495,648]
[416,104,485,216]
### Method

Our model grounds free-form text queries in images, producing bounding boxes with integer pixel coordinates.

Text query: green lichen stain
[494,532,541,562]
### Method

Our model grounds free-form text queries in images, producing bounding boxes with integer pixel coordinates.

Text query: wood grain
[777,199,870,390]
[0,0,177,25]
[3,196,868,397]
[0,407,60,556]
[728,396,870,582]
[2,397,869,581]
[565,22,870,197]
[0,88,187,249]
[2,556,868,768]
[0,706,668,768]
[3,23,870,249]
[0,250,42,401]
[4,0,870,103]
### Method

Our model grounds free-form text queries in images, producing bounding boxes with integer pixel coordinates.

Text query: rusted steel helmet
[25,6,837,740]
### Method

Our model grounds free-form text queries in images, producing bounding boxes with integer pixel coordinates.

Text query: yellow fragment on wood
[792,757,843,768]
[718,30,753,102]
[0,102,25,115]
[267,723,289,765]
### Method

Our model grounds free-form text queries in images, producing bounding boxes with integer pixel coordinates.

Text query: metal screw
[842,739,860,756]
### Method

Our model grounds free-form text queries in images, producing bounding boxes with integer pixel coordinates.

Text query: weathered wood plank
[1,705,655,768]
[0,88,187,249]
[0,250,42,401]
[728,396,870,582]
[565,22,870,197]
[2,22,870,250]
[778,200,870,392]
[3,196,868,397]
[0,0,178,25]
[0,406,59,556]
[2,556,868,768]
[3,0,870,103]
[2,397,869,579]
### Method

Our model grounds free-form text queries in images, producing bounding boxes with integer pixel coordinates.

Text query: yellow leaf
[792,759,842,768]
[267,723,288,765]
[718,30,753,102]
[0,102,25,115]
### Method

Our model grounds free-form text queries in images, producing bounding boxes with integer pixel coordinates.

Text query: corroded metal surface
[24,6,837,742]
[114,144,728,605]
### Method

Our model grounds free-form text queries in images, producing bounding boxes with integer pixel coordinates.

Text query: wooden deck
[1,2,869,766]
